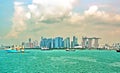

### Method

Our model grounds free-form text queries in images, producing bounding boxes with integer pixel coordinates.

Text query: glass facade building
[64,37,70,48]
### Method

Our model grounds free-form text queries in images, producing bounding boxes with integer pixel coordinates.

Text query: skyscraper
[29,38,33,48]
[82,36,88,48]
[88,38,93,48]
[33,40,39,48]
[82,37,100,49]
[24,38,33,48]
[29,38,31,43]
[53,37,63,48]
[46,38,53,49]
[40,37,54,49]
[40,37,48,48]
[64,37,70,48]
[71,36,78,48]
[93,37,100,48]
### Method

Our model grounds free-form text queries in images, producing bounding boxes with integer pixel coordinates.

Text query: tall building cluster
[40,36,79,49]
[40,37,54,49]
[22,36,101,49]
[82,37,100,49]
[64,37,70,48]
[102,43,120,50]
[23,38,39,48]
[112,43,120,49]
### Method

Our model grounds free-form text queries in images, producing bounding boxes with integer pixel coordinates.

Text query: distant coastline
[24,48,113,50]
[0,47,116,50]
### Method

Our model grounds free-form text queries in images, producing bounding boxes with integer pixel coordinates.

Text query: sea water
[0,50,120,73]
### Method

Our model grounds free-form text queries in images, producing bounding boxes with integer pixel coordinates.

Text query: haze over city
[0,0,120,45]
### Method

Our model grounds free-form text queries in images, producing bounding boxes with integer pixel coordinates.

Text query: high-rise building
[24,38,33,48]
[82,37,100,49]
[64,37,70,48]
[53,37,63,48]
[28,38,33,48]
[71,36,78,48]
[88,38,93,48]
[21,42,25,46]
[71,41,73,48]
[93,37,100,48]
[29,38,31,43]
[40,37,53,49]
[46,38,53,49]
[40,37,48,48]
[33,40,39,48]
[82,36,88,48]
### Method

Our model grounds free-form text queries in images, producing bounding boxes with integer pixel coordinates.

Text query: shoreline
[24,48,116,50]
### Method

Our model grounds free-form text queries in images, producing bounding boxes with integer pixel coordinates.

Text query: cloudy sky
[0,0,120,45]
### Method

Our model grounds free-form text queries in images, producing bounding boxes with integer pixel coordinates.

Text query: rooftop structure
[82,37,101,49]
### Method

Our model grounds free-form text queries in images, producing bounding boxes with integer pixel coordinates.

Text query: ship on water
[5,45,24,53]
[66,48,75,51]
[41,47,49,50]
[116,49,120,52]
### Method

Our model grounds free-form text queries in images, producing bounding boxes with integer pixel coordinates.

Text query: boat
[66,48,75,51]
[66,48,70,51]
[116,49,120,52]
[5,49,24,53]
[41,47,49,50]
[5,48,24,53]
[5,49,22,53]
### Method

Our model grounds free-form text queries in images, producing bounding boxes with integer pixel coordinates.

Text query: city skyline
[0,0,120,45]
[23,36,100,49]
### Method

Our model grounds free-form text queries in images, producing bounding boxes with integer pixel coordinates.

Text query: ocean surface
[0,49,120,73]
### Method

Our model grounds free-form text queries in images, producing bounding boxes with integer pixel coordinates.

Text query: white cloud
[85,5,98,15]
[26,12,31,19]
[84,5,108,18]
[6,1,120,45]
[6,2,27,38]
[14,2,24,6]
[27,0,77,22]
[32,0,75,9]
[83,5,120,27]
[7,0,78,38]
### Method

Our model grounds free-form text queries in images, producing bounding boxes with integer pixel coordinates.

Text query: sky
[0,0,120,45]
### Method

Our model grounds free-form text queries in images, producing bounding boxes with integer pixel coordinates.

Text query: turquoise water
[0,50,120,73]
